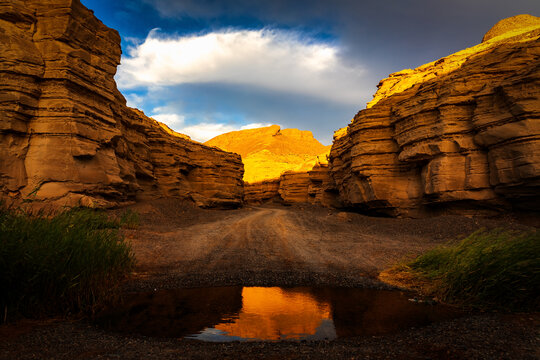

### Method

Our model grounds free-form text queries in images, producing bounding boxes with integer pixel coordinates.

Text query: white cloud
[178,122,272,143]
[125,93,145,108]
[239,123,270,130]
[117,28,367,104]
[151,113,186,127]
[150,109,273,142]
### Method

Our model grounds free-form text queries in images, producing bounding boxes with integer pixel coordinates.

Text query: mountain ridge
[205,125,330,183]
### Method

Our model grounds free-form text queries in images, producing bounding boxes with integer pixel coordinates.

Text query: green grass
[117,208,140,229]
[408,229,540,311]
[0,206,136,320]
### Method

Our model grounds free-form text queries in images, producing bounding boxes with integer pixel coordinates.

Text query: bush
[408,229,540,311]
[0,206,135,320]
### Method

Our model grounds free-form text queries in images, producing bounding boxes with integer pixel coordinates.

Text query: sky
[81,0,540,144]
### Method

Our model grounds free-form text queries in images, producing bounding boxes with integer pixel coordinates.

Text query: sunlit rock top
[367,14,540,109]
[205,125,330,183]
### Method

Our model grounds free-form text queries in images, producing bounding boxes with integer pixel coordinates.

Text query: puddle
[96,287,462,341]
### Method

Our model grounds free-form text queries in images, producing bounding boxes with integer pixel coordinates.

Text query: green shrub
[0,206,135,320]
[409,229,540,311]
[117,208,140,229]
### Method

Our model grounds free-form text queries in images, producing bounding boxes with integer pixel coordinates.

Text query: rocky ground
[1,200,538,359]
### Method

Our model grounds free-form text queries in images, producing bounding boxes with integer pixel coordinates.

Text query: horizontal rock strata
[244,179,281,203]
[329,16,540,216]
[245,164,341,206]
[278,171,311,204]
[0,0,244,209]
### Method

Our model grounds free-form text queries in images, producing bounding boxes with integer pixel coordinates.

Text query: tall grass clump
[408,229,539,311]
[0,206,135,320]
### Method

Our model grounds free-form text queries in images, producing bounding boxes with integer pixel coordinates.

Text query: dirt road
[124,201,531,289]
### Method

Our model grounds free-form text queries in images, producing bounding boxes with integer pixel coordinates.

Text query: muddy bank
[1,313,538,360]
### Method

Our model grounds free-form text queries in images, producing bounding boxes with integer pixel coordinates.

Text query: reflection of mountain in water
[213,287,335,340]
[96,287,461,340]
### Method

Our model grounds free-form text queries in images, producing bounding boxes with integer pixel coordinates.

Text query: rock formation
[0,0,244,209]
[277,171,311,204]
[308,163,342,208]
[205,125,329,183]
[244,179,281,203]
[329,15,540,216]
[244,162,339,206]
[206,124,333,204]
[482,14,540,43]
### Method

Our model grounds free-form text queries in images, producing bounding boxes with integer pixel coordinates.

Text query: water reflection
[97,287,461,341]
[202,287,335,340]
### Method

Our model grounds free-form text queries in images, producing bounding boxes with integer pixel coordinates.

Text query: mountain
[205,125,330,183]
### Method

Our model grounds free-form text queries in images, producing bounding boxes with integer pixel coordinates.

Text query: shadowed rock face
[244,164,340,206]
[244,179,281,203]
[0,0,244,209]
[329,15,540,217]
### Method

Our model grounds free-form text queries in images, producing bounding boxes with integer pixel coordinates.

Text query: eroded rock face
[329,15,540,216]
[245,164,341,206]
[244,179,281,204]
[0,0,244,209]
[278,171,311,204]
[308,164,342,208]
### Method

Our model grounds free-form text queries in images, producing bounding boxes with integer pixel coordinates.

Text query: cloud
[177,122,272,143]
[151,113,185,127]
[117,28,368,105]
[150,105,272,142]
[125,93,145,108]
[141,0,540,75]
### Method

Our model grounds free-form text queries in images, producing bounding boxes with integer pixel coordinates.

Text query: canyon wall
[0,0,244,209]
[245,164,340,206]
[328,15,540,216]
[244,179,281,203]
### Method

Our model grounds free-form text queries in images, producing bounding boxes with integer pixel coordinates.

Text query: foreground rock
[0,0,244,209]
[329,15,540,217]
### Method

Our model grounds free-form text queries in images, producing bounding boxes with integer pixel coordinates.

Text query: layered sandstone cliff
[0,0,244,209]
[244,179,281,203]
[244,162,339,206]
[329,15,540,216]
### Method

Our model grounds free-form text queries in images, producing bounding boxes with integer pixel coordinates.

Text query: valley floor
[1,200,538,359]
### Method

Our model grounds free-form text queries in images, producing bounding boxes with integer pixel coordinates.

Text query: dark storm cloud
[144,0,540,79]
